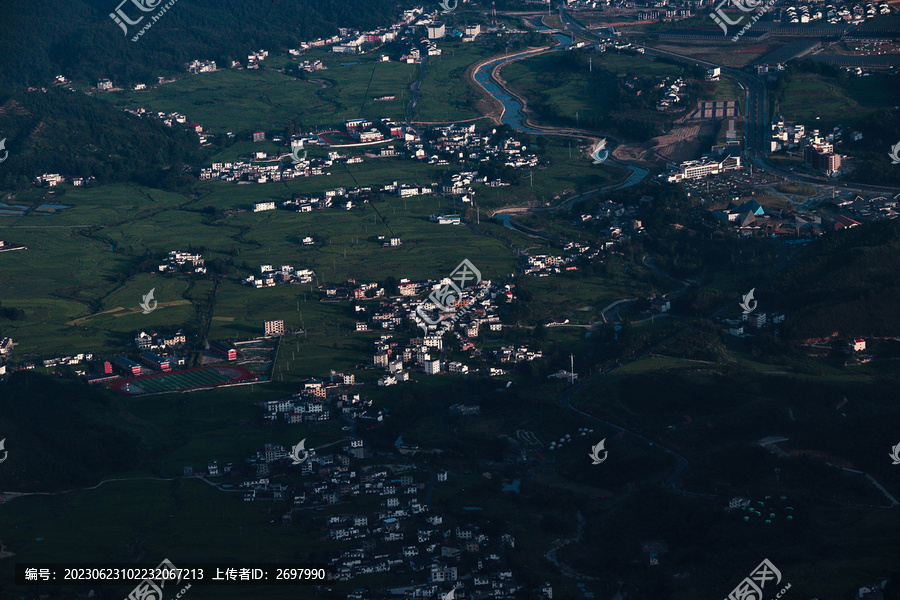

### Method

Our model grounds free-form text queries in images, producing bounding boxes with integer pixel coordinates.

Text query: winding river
[472,23,648,196]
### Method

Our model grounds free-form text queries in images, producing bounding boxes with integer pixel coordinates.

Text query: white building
[264,320,285,337]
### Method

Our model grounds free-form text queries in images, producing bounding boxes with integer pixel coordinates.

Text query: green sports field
[113,366,254,395]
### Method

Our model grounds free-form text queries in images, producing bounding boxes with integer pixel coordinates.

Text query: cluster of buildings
[804,142,842,175]
[720,309,787,336]
[33,173,92,188]
[312,275,516,376]
[260,390,332,425]
[246,50,269,69]
[228,430,528,595]
[442,171,508,199]
[243,265,316,288]
[135,330,187,351]
[199,153,333,184]
[32,331,193,383]
[343,117,404,144]
[186,60,216,74]
[711,191,900,237]
[423,123,539,173]
[122,107,211,145]
[524,237,621,276]
[294,59,326,72]
[41,352,93,369]
[494,345,544,364]
[829,194,900,224]
[656,77,686,111]
[158,250,206,274]
[524,254,577,276]
[776,1,890,24]
[283,185,370,212]
[711,198,829,236]
[373,334,449,384]
[581,196,648,238]
[259,374,382,423]
[769,119,855,175]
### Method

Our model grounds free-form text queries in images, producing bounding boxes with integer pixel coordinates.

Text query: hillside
[0,0,416,91]
[0,90,200,190]
[768,219,900,340]
[0,372,144,491]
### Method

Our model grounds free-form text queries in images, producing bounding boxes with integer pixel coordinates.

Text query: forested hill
[0,372,144,492]
[0,0,417,91]
[0,90,200,190]
[768,219,900,340]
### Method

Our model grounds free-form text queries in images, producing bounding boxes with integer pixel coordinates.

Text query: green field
[102,59,418,133]
[497,48,744,142]
[3,24,900,600]
[774,71,899,131]
[120,367,238,394]
[414,40,500,123]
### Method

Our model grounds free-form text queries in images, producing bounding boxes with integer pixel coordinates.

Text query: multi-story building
[804,143,841,174]
[264,320,285,337]
[666,155,741,182]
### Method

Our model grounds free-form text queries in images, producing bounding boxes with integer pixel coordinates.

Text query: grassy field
[774,71,899,131]
[501,49,685,131]
[708,77,743,104]
[99,37,517,134]
[651,42,774,68]
[4,35,900,600]
[101,60,418,133]
[0,177,518,359]
[414,40,499,123]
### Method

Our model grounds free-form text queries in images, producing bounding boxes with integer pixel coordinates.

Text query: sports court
[111,366,256,395]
